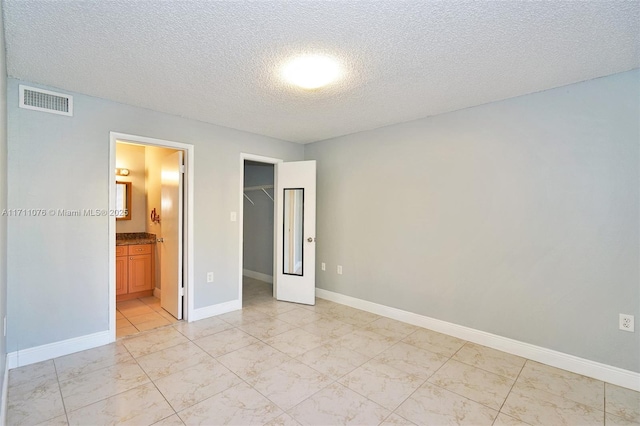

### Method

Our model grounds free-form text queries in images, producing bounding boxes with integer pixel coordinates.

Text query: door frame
[239,153,282,305]
[108,132,195,342]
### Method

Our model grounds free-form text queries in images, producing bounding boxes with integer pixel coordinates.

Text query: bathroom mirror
[115,181,131,220]
[283,188,304,276]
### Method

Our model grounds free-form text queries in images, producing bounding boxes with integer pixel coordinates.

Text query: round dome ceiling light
[281,54,342,89]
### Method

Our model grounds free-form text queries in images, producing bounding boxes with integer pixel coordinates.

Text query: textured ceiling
[3,1,639,143]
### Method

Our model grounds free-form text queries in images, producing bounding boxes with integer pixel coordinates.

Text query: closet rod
[261,188,274,202]
[243,184,274,191]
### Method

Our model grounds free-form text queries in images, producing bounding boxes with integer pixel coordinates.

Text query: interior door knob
[307,237,314,242]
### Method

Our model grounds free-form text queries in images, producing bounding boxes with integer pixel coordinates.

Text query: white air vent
[19,85,73,116]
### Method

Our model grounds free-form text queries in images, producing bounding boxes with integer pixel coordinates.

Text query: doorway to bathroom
[109,132,194,341]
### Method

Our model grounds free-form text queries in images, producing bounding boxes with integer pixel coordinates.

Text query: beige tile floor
[116,296,180,338]
[7,277,640,425]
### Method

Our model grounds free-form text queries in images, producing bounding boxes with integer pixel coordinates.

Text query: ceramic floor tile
[605,412,640,426]
[154,357,242,412]
[373,341,448,379]
[135,317,172,332]
[217,342,291,380]
[337,329,399,357]
[34,414,69,426]
[54,342,133,381]
[302,317,355,339]
[251,300,300,316]
[501,381,604,426]
[217,308,272,327]
[239,317,298,339]
[177,382,282,425]
[193,327,260,357]
[117,317,133,329]
[137,341,213,380]
[117,325,139,338]
[116,310,125,320]
[381,413,417,425]
[332,307,381,327]
[127,311,168,326]
[493,413,533,425]
[517,360,604,410]
[59,359,150,411]
[152,414,186,426]
[428,359,514,410]
[395,382,498,426]
[288,382,390,426]
[265,328,324,357]
[8,359,57,389]
[116,299,146,310]
[7,375,66,426]
[122,326,189,358]
[402,328,466,357]
[172,316,234,340]
[362,317,420,338]
[248,359,331,410]
[275,307,324,325]
[605,383,640,422]
[452,342,526,380]
[66,382,174,426]
[339,359,425,410]
[158,309,180,323]
[264,413,301,426]
[296,341,370,380]
[118,303,155,318]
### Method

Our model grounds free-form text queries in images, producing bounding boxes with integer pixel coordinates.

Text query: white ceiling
[3,1,639,144]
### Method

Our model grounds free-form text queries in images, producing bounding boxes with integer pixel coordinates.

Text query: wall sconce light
[115,168,130,176]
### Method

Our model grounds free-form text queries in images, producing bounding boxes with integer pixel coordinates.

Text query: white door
[275,160,316,305]
[161,151,184,319]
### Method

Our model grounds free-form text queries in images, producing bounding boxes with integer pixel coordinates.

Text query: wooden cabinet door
[115,255,128,296]
[128,253,152,293]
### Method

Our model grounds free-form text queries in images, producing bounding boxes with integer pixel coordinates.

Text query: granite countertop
[116,232,156,245]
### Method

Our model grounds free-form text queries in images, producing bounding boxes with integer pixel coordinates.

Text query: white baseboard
[153,287,161,299]
[316,288,640,392]
[243,269,273,284]
[190,299,241,322]
[0,356,8,426]
[6,330,111,370]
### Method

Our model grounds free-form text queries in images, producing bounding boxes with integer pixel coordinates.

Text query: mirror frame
[115,181,132,221]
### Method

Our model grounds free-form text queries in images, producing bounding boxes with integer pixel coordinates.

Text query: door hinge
[179,287,184,297]
[180,165,185,173]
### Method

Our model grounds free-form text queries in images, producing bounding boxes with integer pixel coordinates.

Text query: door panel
[275,160,316,305]
[161,151,184,319]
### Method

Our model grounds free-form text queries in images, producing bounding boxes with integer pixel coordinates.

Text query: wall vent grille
[19,85,73,116]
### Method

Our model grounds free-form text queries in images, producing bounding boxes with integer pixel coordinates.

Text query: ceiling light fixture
[281,54,342,89]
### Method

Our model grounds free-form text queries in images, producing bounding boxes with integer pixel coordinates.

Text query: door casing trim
[109,132,195,342]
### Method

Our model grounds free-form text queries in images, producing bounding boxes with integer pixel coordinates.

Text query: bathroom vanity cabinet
[116,243,155,301]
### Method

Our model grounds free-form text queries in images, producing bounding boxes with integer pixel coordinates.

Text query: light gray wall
[0,0,8,395]
[305,70,640,372]
[243,162,274,276]
[7,79,303,352]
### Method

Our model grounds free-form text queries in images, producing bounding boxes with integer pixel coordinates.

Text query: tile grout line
[52,359,70,425]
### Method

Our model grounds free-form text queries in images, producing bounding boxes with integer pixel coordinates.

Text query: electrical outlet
[619,314,634,332]
[207,272,214,283]
[337,265,343,275]
[321,262,326,271]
